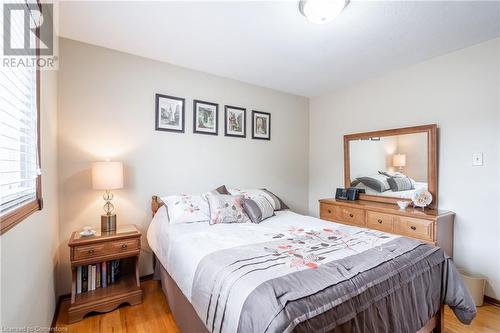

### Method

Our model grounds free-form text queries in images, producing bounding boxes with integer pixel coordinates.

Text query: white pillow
[161,194,209,224]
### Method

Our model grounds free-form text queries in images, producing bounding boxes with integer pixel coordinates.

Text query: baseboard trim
[51,274,155,328]
[484,296,500,306]
[140,273,154,282]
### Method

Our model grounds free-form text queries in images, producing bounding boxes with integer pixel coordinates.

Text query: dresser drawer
[395,216,434,241]
[320,203,342,221]
[73,243,108,261]
[337,207,365,226]
[366,211,394,233]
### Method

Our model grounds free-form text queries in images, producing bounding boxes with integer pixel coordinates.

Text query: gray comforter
[192,233,476,333]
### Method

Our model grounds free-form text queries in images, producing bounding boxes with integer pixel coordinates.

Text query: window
[0,3,42,234]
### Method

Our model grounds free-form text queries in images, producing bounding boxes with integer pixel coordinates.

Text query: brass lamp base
[101,214,116,232]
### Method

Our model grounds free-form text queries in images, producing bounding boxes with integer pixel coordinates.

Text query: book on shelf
[96,263,101,288]
[92,265,97,290]
[107,262,111,285]
[76,266,82,294]
[101,261,107,288]
[88,264,93,291]
[82,265,88,293]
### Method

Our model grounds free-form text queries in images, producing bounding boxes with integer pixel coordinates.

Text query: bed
[148,196,475,333]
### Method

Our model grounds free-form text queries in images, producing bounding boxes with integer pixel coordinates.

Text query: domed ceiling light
[299,0,349,24]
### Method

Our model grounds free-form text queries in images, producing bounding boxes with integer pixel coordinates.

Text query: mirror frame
[343,124,438,209]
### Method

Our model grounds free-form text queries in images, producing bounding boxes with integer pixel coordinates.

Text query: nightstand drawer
[109,238,140,253]
[73,243,107,260]
[395,216,434,241]
[366,211,394,233]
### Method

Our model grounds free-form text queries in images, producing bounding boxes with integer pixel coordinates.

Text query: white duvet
[147,207,394,301]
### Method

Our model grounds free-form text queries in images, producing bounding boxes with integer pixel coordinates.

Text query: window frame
[0,3,43,235]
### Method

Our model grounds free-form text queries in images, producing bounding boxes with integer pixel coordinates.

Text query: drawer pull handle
[410,226,416,231]
[349,214,354,218]
[377,219,383,224]
[121,244,128,249]
[328,209,332,213]
[87,249,94,255]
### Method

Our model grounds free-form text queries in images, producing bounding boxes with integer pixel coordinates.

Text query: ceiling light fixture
[299,0,348,24]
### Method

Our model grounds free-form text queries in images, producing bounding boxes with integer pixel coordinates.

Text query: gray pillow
[214,185,230,195]
[242,195,275,223]
[356,176,390,193]
[387,177,414,192]
[261,188,289,211]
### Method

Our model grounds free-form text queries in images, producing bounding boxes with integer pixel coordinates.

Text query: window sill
[0,199,42,235]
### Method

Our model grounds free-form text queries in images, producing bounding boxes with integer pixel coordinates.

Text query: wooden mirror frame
[344,124,438,209]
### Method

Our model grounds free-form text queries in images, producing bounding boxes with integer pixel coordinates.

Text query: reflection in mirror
[349,132,428,199]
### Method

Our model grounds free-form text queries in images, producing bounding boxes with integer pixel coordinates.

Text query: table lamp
[92,161,123,232]
[393,153,406,172]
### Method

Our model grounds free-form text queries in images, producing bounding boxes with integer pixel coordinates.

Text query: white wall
[397,132,428,182]
[349,136,398,179]
[0,70,59,327]
[56,38,309,295]
[309,38,500,298]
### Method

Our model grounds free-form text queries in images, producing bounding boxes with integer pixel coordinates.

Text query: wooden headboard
[151,195,164,217]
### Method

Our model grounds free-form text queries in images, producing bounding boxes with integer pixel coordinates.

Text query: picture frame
[155,93,185,133]
[252,110,271,140]
[193,100,218,135]
[224,105,246,138]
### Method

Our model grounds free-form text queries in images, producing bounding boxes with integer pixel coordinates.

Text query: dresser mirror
[344,124,438,209]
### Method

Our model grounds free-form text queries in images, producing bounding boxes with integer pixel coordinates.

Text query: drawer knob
[410,226,416,231]
[121,244,128,249]
[328,209,332,213]
[377,219,383,224]
[87,249,94,254]
[349,214,354,218]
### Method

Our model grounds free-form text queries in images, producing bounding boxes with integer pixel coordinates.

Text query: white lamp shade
[92,161,123,190]
[393,154,407,168]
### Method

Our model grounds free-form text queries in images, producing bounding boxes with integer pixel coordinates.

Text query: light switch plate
[472,153,483,166]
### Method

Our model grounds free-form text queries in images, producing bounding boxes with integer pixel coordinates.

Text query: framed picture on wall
[155,93,185,133]
[224,105,246,138]
[252,110,271,140]
[193,100,218,135]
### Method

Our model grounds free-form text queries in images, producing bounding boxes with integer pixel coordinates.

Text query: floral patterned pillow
[206,194,250,225]
[162,194,209,224]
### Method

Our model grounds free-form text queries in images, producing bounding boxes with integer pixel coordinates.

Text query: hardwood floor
[56,280,500,332]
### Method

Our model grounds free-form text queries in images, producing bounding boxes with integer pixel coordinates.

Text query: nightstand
[67,224,143,323]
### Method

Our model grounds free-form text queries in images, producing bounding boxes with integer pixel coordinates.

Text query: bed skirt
[155,258,209,333]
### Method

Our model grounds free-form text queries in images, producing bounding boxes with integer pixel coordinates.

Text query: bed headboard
[151,195,164,217]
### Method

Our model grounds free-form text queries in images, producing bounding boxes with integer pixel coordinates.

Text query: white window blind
[0,2,40,214]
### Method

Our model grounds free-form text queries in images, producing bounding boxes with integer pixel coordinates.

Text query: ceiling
[59,1,500,97]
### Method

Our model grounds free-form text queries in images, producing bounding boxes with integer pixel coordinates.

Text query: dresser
[319,199,454,257]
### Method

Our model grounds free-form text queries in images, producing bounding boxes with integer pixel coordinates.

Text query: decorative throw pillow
[228,188,289,211]
[206,194,250,225]
[214,185,230,195]
[242,195,275,224]
[162,194,210,224]
[355,175,390,193]
[387,177,414,192]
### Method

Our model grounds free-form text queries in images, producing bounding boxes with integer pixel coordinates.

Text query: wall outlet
[472,153,483,166]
